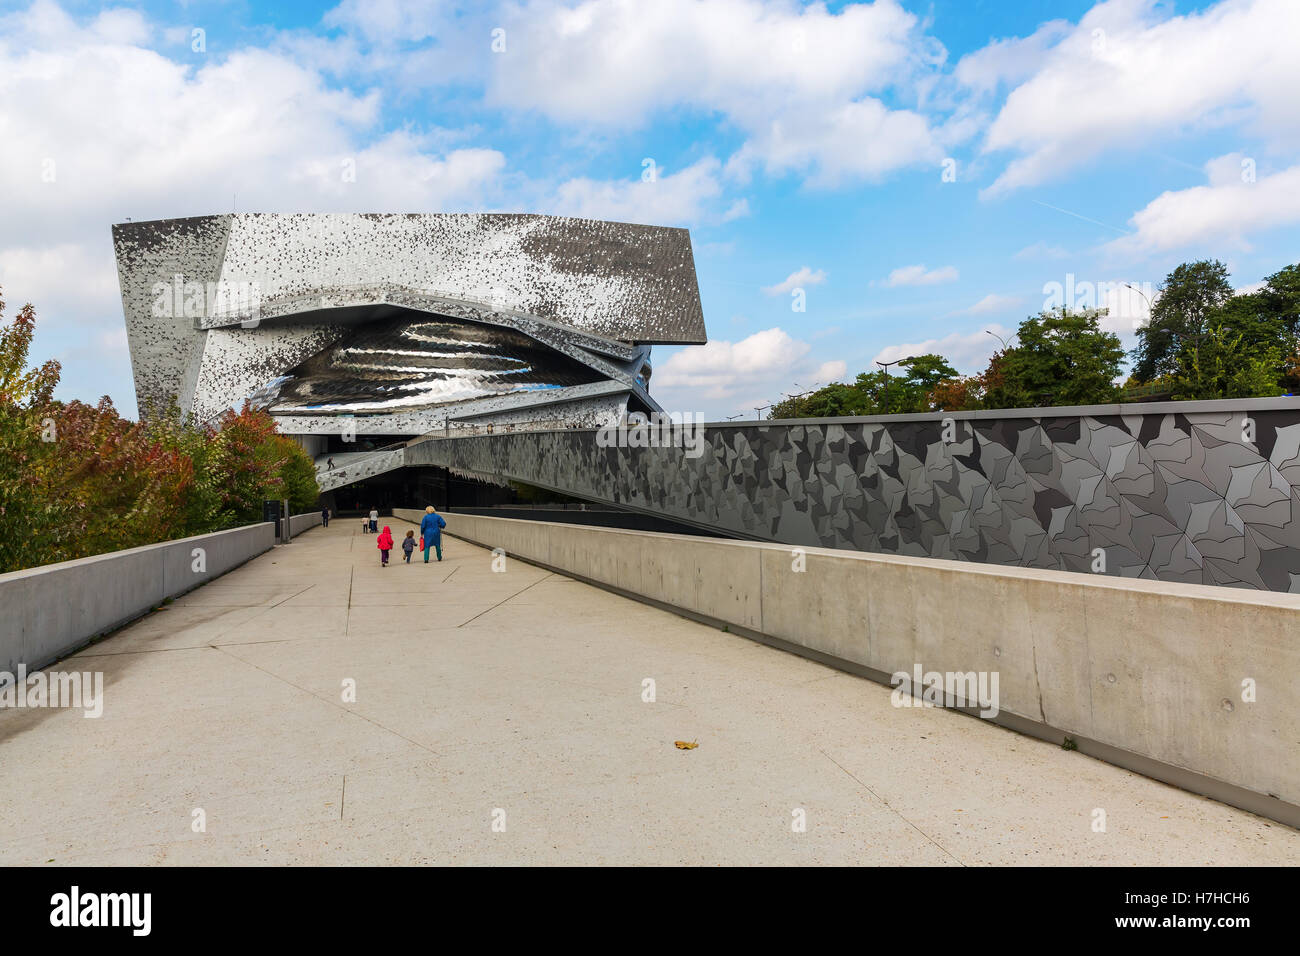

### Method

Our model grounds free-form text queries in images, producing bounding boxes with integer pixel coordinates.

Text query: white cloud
[487,0,948,185]
[762,266,827,297]
[1012,241,1070,261]
[0,10,507,247]
[956,293,1023,315]
[975,0,1300,197]
[0,2,515,411]
[652,327,852,417]
[543,157,741,226]
[488,0,925,123]
[814,359,848,382]
[726,97,943,186]
[882,264,959,287]
[0,243,119,328]
[655,327,808,392]
[873,325,1012,373]
[1106,154,1300,256]
[323,0,449,43]
[954,19,1071,95]
[721,199,750,222]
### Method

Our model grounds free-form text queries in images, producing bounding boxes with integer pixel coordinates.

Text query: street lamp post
[1122,282,1154,310]
[1123,282,1157,330]
[875,357,913,414]
[985,329,1012,351]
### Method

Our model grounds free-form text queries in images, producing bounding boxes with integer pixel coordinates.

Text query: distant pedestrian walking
[369,508,378,534]
[377,526,393,566]
[327,456,335,470]
[420,506,447,563]
[402,530,416,563]
[321,506,330,527]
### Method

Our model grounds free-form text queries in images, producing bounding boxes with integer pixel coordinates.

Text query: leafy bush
[0,291,319,573]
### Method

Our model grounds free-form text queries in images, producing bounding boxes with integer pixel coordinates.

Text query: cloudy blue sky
[2,0,1297,419]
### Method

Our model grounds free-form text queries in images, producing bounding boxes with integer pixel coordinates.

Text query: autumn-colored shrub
[0,291,318,573]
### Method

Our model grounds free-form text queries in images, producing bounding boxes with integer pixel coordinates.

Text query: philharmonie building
[112,213,708,513]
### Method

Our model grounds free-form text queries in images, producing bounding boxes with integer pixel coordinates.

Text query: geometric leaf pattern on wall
[406,405,1300,592]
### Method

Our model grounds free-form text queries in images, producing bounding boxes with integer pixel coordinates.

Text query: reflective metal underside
[261,315,604,415]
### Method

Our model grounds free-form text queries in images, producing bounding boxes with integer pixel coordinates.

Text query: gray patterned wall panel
[406,399,1300,592]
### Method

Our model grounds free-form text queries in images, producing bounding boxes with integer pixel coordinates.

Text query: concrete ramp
[316,448,406,493]
[408,510,1300,828]
[2,518,1294,863]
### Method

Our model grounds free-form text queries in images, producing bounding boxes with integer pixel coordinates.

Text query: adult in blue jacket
[420,506,447,562]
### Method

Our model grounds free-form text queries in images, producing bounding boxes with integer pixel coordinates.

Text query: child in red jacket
[376,526,394,566]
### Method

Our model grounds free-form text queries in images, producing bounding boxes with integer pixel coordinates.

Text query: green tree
[769,354,961,419]
[1256,263,1300,339]
[888,354,960,413]
[770,381,868,419]
[1171,324,1284,401]
[928,374,985,411]
[0,293,323,572]
[983,308,1124,409]
[207,405,291,525]
[277,436,321,514]
[1131,260,1234,382]
[0,290,63,572]
[141,398,223,536]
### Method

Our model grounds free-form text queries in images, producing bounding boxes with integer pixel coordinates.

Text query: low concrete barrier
[288,511,324,538]
[0,522,276,676]
[421,510,1300,827]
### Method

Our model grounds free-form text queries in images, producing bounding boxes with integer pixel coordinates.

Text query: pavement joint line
[818,747,966,867]
[74,638,294,658]
[190,583,318,647]
[346,566,355,636]
[207,644,442,759]
[69,590,308,658]
[13,521,1296,863]
[457,573,555,628]
[209,639,292,648]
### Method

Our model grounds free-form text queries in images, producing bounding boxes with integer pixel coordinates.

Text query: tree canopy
[769,258,1299,422]
[0,290,320,573]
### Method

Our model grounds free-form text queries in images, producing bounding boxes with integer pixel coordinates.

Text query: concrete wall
[406,397,1300,591]
[288,511,324,538]
[427,511,1300,826]
[0,523,276,677]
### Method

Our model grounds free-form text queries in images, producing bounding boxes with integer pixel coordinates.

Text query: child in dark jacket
[401,530,416,563]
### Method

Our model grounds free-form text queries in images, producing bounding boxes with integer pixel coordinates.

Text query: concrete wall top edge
[0,522,275,584]
[442,513,1300,610]
[742,395,1300,428]
[403,395,1300,439]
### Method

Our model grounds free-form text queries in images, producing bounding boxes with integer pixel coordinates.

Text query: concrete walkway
[1,520,1296,865]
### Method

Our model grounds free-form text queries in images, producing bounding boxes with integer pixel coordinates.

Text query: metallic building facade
[112,213,707,438]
